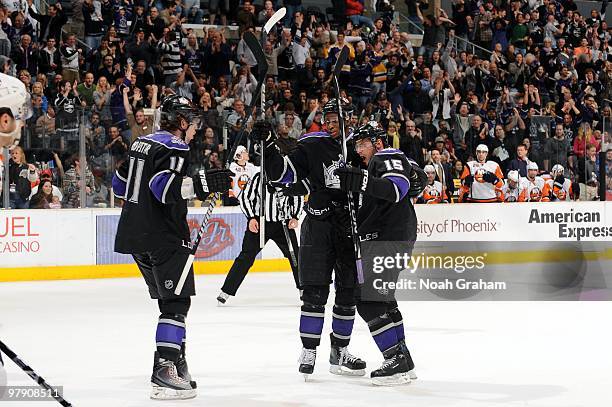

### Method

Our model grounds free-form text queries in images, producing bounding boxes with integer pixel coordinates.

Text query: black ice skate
[217,291,230,305]
[329,345,366,376]
[398,339,418,380]
[370,348,411,386]
[298,347,316,380]
[176,354,197,389]
[151,353,197,400]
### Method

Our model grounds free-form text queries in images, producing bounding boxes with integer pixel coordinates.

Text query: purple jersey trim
[375,148,404,156]
[385,175,410,201]
[299,131,330,141]
[112,173,126,198]
[144,131,189,151]
[150,171,172,202]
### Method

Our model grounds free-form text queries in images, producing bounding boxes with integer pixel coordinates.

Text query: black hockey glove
[482,171,499,184]
[335,166,369,193]
[554,174,565,189]
[408,163,428,198]
[191,169,233,200]
[250,120,276,148]
[463,174,474,187]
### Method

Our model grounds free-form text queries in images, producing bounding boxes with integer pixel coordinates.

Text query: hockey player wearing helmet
[335,121,426,385]
[542,164,573,201]
[0,73,30,148]
[417,164,445,204]
[251,97,367,380]
[501,170,527,202]
[459,144,505,203]
[113,94,233,400]
[524,162,546,202]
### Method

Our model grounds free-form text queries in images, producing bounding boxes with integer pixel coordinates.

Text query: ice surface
[1,272,611,407]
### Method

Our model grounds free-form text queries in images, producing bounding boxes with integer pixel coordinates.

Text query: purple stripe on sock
[155,323,186,345]
[395,323,405,341]
[300,316,324,335]
[373,327,399,353]
[332,318,354,337]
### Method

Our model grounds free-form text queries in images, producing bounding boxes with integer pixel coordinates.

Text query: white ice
[1,272,611,407]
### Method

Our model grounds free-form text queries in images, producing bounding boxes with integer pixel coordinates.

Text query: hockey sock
[388,306,405,342]
[367,315,399,357]
[299,303,325,349]
[155,314,186,362]
[330,304,355,347]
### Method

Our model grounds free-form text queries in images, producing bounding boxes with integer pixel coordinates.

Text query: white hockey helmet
[423,164,436,174]
[0,73,30,149]
[551,164,564,177]
[507,170,520,183]
[476,144,489,153]
[527,162,539,171]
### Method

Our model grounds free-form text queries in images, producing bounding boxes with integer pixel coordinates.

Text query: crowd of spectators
[0,0,611,209]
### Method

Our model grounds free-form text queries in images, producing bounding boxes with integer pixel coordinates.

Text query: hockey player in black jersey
[335,122,427,386]
[113,95,232,400]
[251,99,366,379]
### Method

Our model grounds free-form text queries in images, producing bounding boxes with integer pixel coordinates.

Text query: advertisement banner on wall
[415,202,612,242]
[0,209,94,268]
[96,212,249,265]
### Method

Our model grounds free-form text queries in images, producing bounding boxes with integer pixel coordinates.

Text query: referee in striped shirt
[217,172,305,304]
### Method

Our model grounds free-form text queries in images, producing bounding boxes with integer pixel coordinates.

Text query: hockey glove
[250,120,276,148]
[554,174,565,189]
[482,171,499,184]
[189,169,233,200]
[408,163,428,197]
[463,174,474,187]
[335,166,369,193]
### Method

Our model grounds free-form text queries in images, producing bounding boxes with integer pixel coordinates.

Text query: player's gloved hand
[250,120,276,147]
[334,166,369,193]
[463,174,474,187]
[554,174,565,189]
[408,163,427,197]
[482,171,499,184]
[189,169,233,200]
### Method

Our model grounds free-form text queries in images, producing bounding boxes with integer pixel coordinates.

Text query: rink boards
[0,202,611,282]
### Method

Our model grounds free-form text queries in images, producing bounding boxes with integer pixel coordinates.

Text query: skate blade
[150,385,197,400]
[408,369,418,380]
[371,372,411,386]
[303,373,312,382]
[329,365,366,376]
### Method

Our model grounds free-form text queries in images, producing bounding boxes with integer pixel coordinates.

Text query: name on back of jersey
[131,140,152,155]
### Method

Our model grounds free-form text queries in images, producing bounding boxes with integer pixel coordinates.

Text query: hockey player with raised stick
[335,121,427,386]
[113,95,232,400]
[250,98,367,379]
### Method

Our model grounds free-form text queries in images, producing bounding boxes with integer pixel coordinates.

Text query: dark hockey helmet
[322,97,354,117]
[352,121,387,145]
[159,94,203,130]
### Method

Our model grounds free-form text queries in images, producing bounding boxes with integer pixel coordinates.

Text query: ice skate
[329,345,366,376]
[398,339,418,380]
[298,347,316,381]
[370,350,411,386]
[217,291,230,306]
[176,353,197,389]
[151,354,197,400]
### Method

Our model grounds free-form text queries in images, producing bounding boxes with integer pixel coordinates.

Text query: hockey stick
[275,191,298,267]
[332,46,365,284]
[0,340,72,407]
[175,11,284,295]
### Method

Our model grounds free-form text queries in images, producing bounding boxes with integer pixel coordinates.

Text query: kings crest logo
[188,217,234,258]
[323,155,343,189]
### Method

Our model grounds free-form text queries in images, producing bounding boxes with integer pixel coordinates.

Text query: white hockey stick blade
[264,7,286,34]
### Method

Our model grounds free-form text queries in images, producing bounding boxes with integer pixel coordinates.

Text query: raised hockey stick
[332,46,365,284]
[174,11,284,295]
[0,340,72,407]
